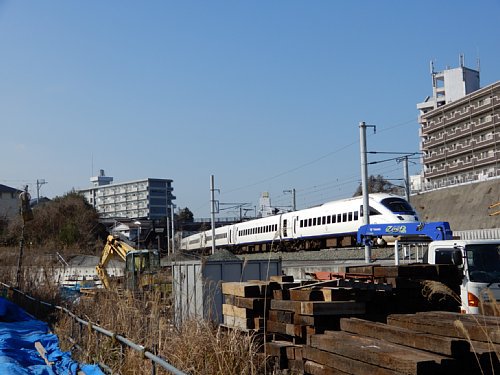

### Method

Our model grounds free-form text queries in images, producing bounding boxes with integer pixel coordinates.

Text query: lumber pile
[221,275,299,331]
[303,312,499,374]
[221,264,491,374]
[264,276,392,373]
[345,264,462,313]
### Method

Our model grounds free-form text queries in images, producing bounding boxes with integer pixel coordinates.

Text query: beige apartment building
[417,61,499,190]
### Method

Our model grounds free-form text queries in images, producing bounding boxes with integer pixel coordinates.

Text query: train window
[308,218,312,226]
[321,216,325,225]
[327,216,331,224]
[337,214,341,222]
[312,218,316,226]
[369,207,381,216]
[342,213,347,222]
[300,220,303,228]
[317,217,321,225]
[360,205,363,217]
[354,211,359,220]
[348,212,353,221]
[331,215,336,223]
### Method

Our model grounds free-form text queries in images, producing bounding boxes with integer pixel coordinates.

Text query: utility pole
[210,175,219,255]
[360,121,376,264]
[36,179,47,204]
[171,204,176,254]
[403,156,410,202]
[283,189,296,211]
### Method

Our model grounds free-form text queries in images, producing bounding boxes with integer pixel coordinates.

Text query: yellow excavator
[96,234,162,291]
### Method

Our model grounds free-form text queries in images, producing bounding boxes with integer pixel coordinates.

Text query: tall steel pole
[210,175,216,255]
[403,156,410,202]
[171,204,175,254]
[359,121,371,263]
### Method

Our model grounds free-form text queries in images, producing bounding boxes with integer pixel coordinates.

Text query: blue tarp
[0,297,104,375]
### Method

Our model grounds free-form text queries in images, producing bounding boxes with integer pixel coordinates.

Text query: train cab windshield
[380,197,415,215]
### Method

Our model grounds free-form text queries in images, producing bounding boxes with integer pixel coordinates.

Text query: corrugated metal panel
[454,228,500,240]
[172,261,204,328]
[172,259,281,327]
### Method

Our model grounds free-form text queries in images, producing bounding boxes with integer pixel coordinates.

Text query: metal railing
[0,282,186,375]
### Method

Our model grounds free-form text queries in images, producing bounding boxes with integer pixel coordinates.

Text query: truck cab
[425,239,500,314]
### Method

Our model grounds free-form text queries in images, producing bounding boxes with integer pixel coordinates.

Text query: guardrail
[0,282,186,375]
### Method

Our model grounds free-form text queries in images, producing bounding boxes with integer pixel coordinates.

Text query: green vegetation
[4,191,103,253]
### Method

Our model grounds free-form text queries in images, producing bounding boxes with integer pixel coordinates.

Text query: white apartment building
[79,170,176,220]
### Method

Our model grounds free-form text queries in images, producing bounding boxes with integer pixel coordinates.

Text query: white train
[180,193,420,253]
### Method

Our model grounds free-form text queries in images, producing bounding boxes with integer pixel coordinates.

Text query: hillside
[410,179,500,231]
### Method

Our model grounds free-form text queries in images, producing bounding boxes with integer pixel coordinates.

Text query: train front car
[368,193,420,224]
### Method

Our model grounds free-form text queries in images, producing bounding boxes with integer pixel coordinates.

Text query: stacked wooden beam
[345,264,462,313]
[221,275,299,331]
[264,278,392,373]
[303,312,499,375]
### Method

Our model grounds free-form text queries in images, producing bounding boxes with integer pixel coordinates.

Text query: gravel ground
[172,245,426,263]
[232,247,399,262]
[190,246,409,263]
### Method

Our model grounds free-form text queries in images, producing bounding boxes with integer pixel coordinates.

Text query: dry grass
[421,280,500,374]
[52,289,266,374]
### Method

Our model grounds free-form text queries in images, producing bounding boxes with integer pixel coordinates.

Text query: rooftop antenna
[429,60,435,75]
[459,53,464,67]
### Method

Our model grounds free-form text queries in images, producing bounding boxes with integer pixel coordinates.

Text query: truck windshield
[466,244,500,283]
[380,197,415,215]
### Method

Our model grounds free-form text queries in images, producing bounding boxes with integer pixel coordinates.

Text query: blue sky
[1,1,499,218]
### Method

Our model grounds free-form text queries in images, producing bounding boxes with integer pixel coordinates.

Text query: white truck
[424,239,500,314]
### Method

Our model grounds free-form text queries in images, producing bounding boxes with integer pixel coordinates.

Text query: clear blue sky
[1,1,499,218]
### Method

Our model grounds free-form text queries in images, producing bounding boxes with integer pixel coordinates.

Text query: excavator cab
[124,250,161,291]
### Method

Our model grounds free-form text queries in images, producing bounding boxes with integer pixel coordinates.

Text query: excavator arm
[96,235,136,289]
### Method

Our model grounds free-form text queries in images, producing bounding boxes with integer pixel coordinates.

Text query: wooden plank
[288,359,304,373]
[344,265,377,276]
[269,309,294,324]
[293,314,341,329]
[223,294,267,310]
[289,280,344,290]
[304,360,350,375]
[387,313,500,344]
[222,304,254,318]
[289,289,326,301]
[265,340,294,357]
[35,341,54,367]
[271,299,301,313]
[270,275,294,283]
[221,282,262,297]
[311,331,451,375]
[286,344,303,360]
[320,288,355,302]
[416,311,500,327]
[339,317,471,357]
[304,346,400,375]
[300,301,365,316]
[223,315,255,330]
[273,289,290,300]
